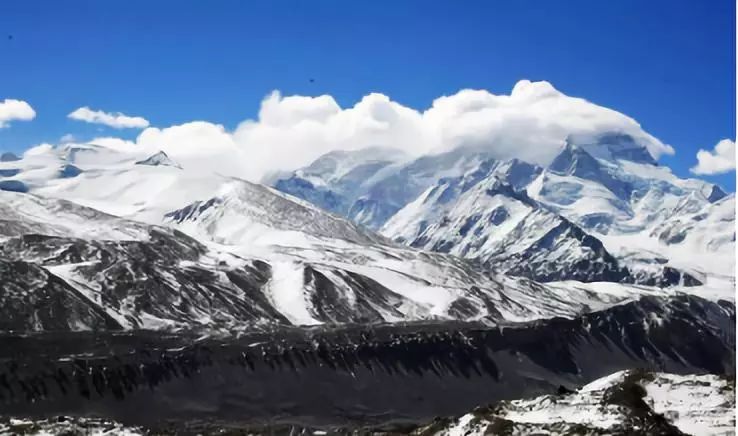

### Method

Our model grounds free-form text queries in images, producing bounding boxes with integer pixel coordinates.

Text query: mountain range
[0,130,733,433]
[276,133,734,289]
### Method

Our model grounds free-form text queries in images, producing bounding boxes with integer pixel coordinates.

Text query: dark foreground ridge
[0,294,733,432]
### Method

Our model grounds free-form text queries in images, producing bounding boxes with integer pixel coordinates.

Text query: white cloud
[68,107,149,129]
[63,80,675,181]
[23,142,54,157]
[421,81,673,165]
[0,99,36,128]
[691,139,736,175]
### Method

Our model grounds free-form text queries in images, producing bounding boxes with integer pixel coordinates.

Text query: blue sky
[0,0,735,189]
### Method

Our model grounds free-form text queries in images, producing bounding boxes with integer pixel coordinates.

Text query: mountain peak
[549,141,602,177]
[569,132,657,165]
[706,184,728,203]
[548,140,634,200]
[135,151,182,169]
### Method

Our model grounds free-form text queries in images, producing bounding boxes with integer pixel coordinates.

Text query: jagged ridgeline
[0,295,733,431]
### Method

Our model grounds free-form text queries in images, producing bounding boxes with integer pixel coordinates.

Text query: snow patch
[266,261,320,326]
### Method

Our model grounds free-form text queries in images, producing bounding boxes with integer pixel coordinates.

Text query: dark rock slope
[0,294,732,432]
[0,229,287,331]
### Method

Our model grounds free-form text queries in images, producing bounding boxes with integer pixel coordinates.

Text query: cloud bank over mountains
[0,99,36,128]
[28,81,679,181]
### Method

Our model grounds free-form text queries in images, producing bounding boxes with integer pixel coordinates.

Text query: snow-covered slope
[382,161,630,283]
[275,145,509,229]
[0,190,150,241]
[643,194,735,278]
[29,148,230,222]
[163,179,388,248]
[420,369,735,436]
[273,146,409,218]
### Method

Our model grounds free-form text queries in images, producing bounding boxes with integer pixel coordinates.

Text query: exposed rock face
[0,258,122,331]
[0,230,288,330]
[134,151,181,168]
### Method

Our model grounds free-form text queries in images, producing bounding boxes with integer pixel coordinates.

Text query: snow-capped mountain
[273,146,410,219]
[275,133,733,289]
[0,141,728,332]
[134,150,182,168]
[163,178,388,247]
[529,136,727,236]
[276,145,503,229]
[530,136,734,284]
[0,140,729,333]
[0,187,683,331]
[0,136,732,433]
[381,161,630,283]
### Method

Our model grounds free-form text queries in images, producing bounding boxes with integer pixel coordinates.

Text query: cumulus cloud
[0,99,36,128]
[23,142,54,157]
[422,81,673,164]
[66,80,674,181]
[691,139,736,175]
[68,107,149,129]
